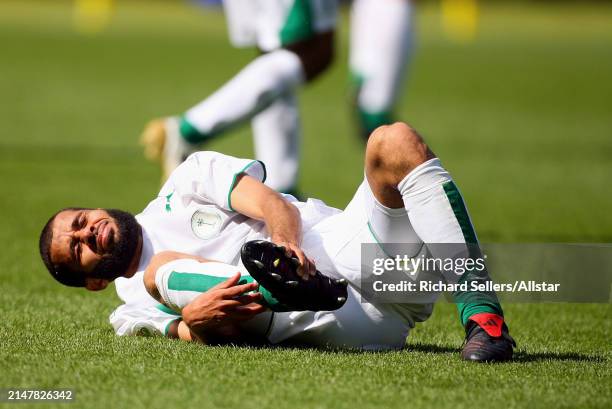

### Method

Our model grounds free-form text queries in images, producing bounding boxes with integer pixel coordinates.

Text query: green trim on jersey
[280,0,314,46]
[165,191,174,213]
[167,271,285,311]
[227,160,267,211]
[442,180,503,324]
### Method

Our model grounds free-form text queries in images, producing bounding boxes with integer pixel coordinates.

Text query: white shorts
[223,0,338,51]
[278,178,436,349]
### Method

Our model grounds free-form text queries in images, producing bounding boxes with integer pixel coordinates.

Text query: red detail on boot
[469,313,504,337]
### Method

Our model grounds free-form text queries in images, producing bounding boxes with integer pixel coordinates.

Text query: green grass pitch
[0,1,610,408]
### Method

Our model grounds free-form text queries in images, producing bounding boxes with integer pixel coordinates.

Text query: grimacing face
[49,208,141,291]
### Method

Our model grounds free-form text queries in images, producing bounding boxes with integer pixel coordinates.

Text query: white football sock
[398,158,502,322]
[154,259,246,312]
[398,158,485,283]
[252,92,300,193]
[153,258,282,313]
[184,49,304,140]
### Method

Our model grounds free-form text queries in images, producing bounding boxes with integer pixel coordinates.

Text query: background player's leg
[252,92,301,194]
[142,0,336,185]
[140,49,305,182]
[181,49,304,144]
[350,0,413,140]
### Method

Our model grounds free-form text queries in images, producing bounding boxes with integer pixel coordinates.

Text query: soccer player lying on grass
[39,122,515,361]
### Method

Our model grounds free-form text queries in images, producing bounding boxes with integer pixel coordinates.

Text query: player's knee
[366,122,434,182]
[286,31,335,82]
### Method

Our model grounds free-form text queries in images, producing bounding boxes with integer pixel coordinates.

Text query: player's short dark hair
[39,207,88,287]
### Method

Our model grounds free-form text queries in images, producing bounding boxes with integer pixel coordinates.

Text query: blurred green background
[0,1,610,408]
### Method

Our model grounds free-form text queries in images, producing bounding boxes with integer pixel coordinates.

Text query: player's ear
[85,278,109,292]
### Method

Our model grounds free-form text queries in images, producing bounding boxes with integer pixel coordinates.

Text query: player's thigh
[316,179,422,283]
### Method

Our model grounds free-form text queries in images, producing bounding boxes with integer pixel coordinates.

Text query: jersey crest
[190,207,223,240]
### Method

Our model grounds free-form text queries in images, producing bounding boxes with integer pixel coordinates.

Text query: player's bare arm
[230,174,316,278]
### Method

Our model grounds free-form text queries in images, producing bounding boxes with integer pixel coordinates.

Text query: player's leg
[140,47,304,182]
[146,257,283,313]
[364,122,515,361]
[146,247,347,314]
[251,92,301,194]
[349,0,413,141]
[247,0,336,193]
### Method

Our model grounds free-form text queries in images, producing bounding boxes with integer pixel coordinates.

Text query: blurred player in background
[349,0,414,141]
[141,0,338,196]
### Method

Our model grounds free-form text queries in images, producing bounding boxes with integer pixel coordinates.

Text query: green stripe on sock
[280,0,314,46]
[349,70,394,137]
[168,271,228,292]
[349,70,365,89]
[179,116,211,144]
[442,181,478,244]
[358,109,393,136]
[167,271,286,312]
[442,181,503,325]
[458,301,503,326]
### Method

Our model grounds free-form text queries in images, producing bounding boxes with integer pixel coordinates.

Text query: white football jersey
[114,151,268,306]
[111,151,422,349]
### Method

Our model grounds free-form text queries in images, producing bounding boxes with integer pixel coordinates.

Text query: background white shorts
[223,0,338,51]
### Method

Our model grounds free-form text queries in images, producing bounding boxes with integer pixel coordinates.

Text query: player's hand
[271,239,316,280]
[181,273,266,332]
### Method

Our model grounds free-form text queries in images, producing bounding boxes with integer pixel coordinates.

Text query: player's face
[49,208,140,290]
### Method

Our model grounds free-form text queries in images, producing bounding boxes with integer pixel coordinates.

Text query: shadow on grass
[405,343,459,355]
[278,342,607,363]
[512,350,606,363]
[162,336,608,363]
[406,342,605,363]
[407,343,606,363]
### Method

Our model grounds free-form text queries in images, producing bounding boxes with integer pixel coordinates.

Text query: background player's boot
[140,117,198,183]
[461,313,516,362]
[241,240,348,312]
